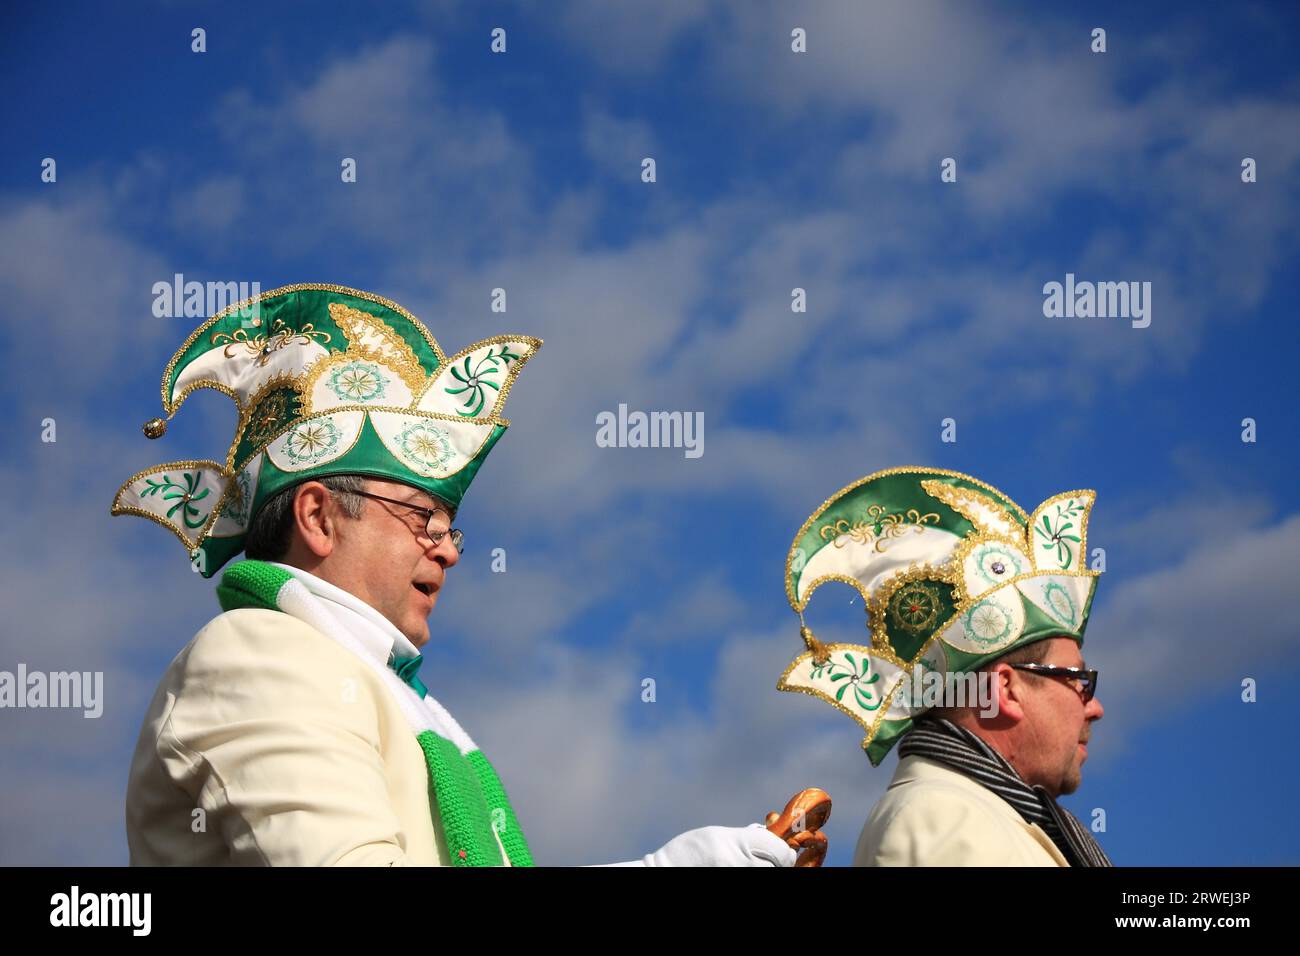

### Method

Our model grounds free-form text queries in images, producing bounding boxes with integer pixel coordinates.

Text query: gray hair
[988,637,1054,669]
[243,474,368,562]
[926,637,1053,723]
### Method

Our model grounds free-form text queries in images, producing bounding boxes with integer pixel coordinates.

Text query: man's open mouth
[413,583,435,596]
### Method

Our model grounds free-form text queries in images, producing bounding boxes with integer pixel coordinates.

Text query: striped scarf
[898,716,1112,867]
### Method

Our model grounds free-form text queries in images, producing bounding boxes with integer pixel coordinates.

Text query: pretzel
[764,788,832,867]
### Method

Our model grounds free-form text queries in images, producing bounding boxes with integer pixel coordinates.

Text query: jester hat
[778,467,1099,765]
[112,283,541,577]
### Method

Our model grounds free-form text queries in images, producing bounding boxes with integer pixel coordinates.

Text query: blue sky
[1,0,1298,865]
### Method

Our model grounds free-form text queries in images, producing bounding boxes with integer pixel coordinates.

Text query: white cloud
[0,426,225,864]
[0,769,127,865]
[289,36,442,142]
[0,194,173,412]
[207,35,536,261]
[581,104,659,181]
[440,624,886,865]
[618,570,749,645]
[170,175,245,233]
[452,506,1300,863]
[3,5,1295,866]
[552,0,719,75]
[1079,511,1300,767]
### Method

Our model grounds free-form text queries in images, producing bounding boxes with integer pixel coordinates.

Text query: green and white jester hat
[112,283,541,577]
[778,466,1099,766]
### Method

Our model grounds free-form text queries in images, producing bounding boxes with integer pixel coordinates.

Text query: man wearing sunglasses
[778,467,1111,868]
[853,633,1106,867]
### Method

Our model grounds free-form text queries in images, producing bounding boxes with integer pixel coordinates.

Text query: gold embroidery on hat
[228,372,306,470]
[868,563,955,651]
[776,643,907,750]
[125,283,541,576]
[817,505,941,553]
[414,335,543,423]
[781,468,1098,764]
[160,283,453,412]
[785,466,1031,612]
[948,532,1034,607]
[210,317,332,366]
[1027,490,1095,572]
[328,301,427,394]
[247,392,292,446]
[920,478,1021,538]
[871,566,951,645]
[110,459,228,550]
[931,567,1100,659]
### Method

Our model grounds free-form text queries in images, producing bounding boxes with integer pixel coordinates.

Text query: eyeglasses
[350,490,464,554]
[1009,663,1098,702]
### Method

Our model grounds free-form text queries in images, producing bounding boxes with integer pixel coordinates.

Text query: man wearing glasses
[852,635,1107,866]
[777,467,1111,868]
[248,476,469,656]
[119,285,796,867]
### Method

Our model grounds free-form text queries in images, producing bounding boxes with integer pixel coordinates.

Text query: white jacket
[126,607,454,865]
[853,754,1069,866]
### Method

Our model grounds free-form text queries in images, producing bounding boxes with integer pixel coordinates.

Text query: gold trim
[203,459,262,540]
[948,532,1034,608]
[153,287,539,467]
[130,285,542,564]
[327,301,428,394]
[780,568,1102,754]
[226,403,509,480]
[414,335,544,421]
[300,351,411,416]
[151,285,539,481]
[110,459,229,551]
[925,566,1101,658]
[785,466,1031,611]
[919,478,1021,538]
[776,643,909,749]
[266,409,367,474]
[1027,489,1096,572]
[817,505,942,552]
[159,283,452,413]
[866,561,957,655]
[788,572,874,616]
[227,371,308,472]
[166,379,244,416]
[367,410,500,479]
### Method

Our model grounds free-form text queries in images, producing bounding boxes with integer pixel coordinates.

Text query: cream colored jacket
[125,607,452,866]
[853,754,1069,866]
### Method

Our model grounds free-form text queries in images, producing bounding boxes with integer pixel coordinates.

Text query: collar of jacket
[214,558,535,867]
[266,561,422,669]
[894,755,1069,865]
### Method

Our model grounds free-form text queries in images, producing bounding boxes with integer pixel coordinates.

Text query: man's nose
[1085,694,1103,721]
[434,534,460,568]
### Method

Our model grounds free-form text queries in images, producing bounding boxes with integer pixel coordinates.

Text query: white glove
[595,823,797,867]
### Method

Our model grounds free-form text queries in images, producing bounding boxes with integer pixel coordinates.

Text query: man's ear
[990,662,1029,723]
[292,482,338,559]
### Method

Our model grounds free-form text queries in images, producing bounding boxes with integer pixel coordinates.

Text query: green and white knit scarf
[216,559,533,867]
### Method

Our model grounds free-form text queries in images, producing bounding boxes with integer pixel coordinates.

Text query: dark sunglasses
[1008,663,1098,702]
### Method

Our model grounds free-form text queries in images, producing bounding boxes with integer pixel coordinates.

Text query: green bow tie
[389,653,428,699]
